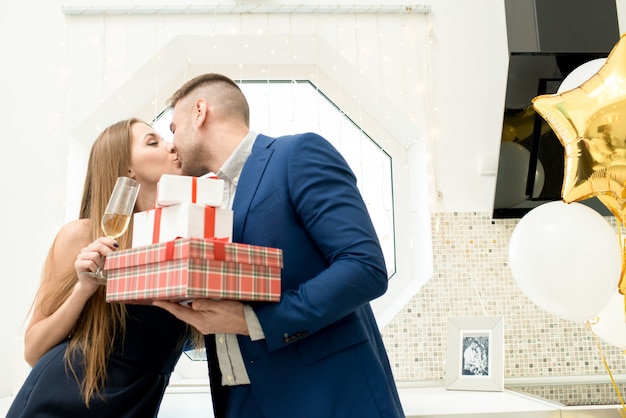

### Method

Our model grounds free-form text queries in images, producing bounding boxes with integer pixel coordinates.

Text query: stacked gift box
[105,174,282,304]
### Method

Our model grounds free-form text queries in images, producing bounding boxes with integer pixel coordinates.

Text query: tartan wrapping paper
[156,174,224,207]
[105,238,282,304]
[132,203,233,247]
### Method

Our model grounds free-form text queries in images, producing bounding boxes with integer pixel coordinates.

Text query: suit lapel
[232,134,275,242]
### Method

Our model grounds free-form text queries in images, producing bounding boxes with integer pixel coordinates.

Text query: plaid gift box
[105,237,282,304]
[132,203,233,247]
[156,174,224,207]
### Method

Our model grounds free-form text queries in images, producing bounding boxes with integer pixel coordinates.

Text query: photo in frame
[444,316,504,391]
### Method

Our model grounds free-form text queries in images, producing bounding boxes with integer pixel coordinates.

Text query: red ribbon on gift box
[153,207,163,243]
[163,237,228,262]
[213,237,226,260]
[203,206,217,238]
[165,239,175,261]
[151,205,221,244]
[191,176,197,204]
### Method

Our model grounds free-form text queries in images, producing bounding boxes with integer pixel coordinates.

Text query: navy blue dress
[6,305,189,418]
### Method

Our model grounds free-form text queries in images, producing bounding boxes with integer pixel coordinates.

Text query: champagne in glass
[81,176,140,284]
[101,213,131,238]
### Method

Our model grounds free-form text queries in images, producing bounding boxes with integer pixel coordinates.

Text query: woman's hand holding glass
[79,176,139,285]
[75,237,119,289]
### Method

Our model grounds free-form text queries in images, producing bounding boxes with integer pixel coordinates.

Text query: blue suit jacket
[206,133,405,418]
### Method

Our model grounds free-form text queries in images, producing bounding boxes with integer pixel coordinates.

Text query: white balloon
[590,290,626,349]
[533,158,545,199]
[495,142,545,208]
[508,201,621,322]
[557,58,606,94]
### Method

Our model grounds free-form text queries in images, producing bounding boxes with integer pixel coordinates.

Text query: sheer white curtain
[62,2,435,329]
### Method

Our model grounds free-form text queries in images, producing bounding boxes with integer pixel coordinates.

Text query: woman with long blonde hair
[7,118,196,417]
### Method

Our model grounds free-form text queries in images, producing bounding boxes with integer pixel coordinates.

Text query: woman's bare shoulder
[32,219,93,305]
[52,219,92,257]
[56,219,91,244]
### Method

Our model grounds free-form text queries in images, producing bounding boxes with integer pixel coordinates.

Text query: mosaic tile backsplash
[381,211,626,406]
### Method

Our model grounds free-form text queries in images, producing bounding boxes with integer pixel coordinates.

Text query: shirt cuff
[243,305,265,341]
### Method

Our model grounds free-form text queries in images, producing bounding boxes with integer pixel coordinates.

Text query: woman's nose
[165,141,176,153]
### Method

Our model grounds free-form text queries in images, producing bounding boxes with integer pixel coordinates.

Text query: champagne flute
[81,176,140,284]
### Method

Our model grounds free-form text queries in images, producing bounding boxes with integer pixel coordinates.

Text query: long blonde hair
[37,118,140,406]
[36,118,203,406]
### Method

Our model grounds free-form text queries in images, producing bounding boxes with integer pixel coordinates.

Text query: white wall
[0,1,69,396]
[0,0,508,397]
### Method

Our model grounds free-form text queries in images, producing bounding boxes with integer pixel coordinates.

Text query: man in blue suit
[154,73,405,418]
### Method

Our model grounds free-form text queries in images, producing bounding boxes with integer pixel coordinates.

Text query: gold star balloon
[533,34,626,223]
[532,34,626,294]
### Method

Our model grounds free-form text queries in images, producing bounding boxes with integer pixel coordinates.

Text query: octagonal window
[152,80,395,277]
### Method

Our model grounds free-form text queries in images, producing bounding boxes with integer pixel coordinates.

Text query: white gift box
[156,174,224,207]
[132,203,233,247]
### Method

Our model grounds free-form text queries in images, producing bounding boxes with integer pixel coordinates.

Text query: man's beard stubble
[180,140,211,177]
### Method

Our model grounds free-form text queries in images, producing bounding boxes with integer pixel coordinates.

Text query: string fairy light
[399,13,411,148]
[288,12,297,134]
[182,8,191,81]
[264,12,272,130]
[333,11,395,270]
[152,12,161,119]
[238,13,245,83]
[313,12,324,137]
[90,12,107,135]
[99,12,107,108]
[423,15,441,213]
[374,13,396,248]
[118,11,131,116]
[402,10,440,213]
[58,9,73,223]
[352,12,366,180]
[210,6,218,73]
[332,10,345,151]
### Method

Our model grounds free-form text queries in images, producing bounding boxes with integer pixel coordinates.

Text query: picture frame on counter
[445,316,504,392]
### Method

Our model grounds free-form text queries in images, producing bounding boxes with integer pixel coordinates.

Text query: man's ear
[195,98,208,127]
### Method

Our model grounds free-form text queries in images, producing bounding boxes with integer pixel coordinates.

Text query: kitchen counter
[2,384,624,417]
[398,386,561,418]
